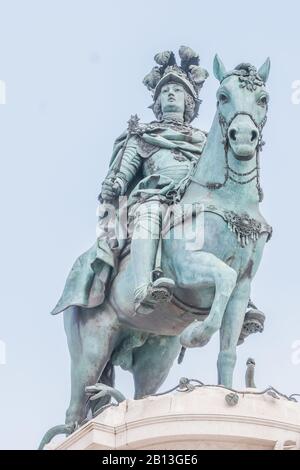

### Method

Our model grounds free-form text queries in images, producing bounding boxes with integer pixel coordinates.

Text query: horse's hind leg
[63,303,120,427]
[132,335,181,398]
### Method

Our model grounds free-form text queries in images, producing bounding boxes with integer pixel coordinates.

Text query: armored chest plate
[142,148,193,183]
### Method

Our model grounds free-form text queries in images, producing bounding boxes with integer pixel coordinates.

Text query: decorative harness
[189,64,272,246]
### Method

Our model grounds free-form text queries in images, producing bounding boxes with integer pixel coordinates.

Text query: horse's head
[213,55,270,161]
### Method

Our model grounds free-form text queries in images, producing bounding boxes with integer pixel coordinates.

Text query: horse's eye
[218,93,229,104]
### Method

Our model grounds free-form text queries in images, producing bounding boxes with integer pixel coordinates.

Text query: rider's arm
[115,136,142,194]
[100,136,142,202]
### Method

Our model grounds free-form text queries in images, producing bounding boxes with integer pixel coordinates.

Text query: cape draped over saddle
[51,123,206,315]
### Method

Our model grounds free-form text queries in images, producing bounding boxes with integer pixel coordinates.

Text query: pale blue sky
[0,0,300,449]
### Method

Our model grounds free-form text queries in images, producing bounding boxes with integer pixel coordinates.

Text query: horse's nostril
[251,130,258,142]
[229,129,237,141]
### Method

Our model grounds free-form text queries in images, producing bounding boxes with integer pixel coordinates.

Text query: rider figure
[100,47,208,314]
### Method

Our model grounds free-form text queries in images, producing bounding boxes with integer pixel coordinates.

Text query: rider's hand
[99,177,122,202]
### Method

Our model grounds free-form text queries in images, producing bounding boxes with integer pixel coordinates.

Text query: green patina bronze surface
[50,47,272,430]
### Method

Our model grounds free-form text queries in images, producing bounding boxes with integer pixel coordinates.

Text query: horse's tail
[38,361,116,450]
[38,424,74,450]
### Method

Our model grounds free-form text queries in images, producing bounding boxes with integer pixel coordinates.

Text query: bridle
[218,109,267,202]
[218,110,267,152]
[191,68,268,203]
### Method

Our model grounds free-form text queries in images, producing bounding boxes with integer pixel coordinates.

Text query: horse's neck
[184,113,260,211]
[195,114,226,182]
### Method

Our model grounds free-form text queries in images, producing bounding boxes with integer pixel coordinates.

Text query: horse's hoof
[180,321,211,348]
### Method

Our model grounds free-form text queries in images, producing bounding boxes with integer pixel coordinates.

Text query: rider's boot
[134,274,175,315]
[131,203,175,315]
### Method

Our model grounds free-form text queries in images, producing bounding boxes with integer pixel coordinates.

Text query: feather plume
[179,46,199,71]
[142,67,161,90]
[189,65,209,85]
[154,50,176,68]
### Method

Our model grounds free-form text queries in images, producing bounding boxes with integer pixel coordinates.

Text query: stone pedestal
[49,387,300,450]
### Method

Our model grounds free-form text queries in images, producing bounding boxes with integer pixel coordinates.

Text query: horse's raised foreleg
[132,335,181,398]
[178,252,237,348]
[63,303,121,427]
[218,280,251,387]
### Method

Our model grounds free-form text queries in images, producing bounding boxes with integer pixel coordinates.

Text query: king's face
[160,82,185,115]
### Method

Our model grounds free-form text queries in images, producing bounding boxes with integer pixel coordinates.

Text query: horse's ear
[258,57,271,83]
[213,54,227,82]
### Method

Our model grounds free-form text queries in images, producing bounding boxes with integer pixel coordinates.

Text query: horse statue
[49,53,272,434]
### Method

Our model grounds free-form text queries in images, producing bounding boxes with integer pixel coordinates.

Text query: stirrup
[238,307,265,345]
[134,278,175,315]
